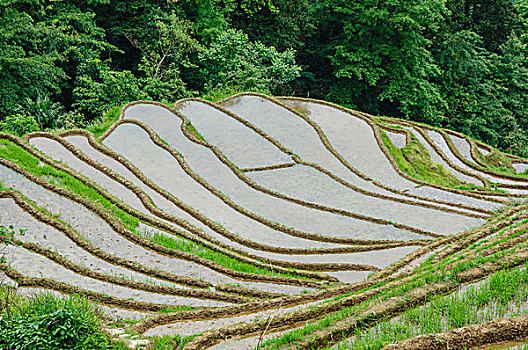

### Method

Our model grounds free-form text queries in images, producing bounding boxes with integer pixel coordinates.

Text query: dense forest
[1,0,528,156]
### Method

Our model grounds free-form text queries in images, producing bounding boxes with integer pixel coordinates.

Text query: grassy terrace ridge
[376,116,528,181]
[378,126,514,194]
[379,129,481,191]
[0,138,313,281]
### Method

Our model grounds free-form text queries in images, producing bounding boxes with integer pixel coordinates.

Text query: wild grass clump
[380,131,469,189]
[148,334,196,349]
[0,289,123,350]
[183,121,207,142]
[86,104,125,138]
[476,149,516,174]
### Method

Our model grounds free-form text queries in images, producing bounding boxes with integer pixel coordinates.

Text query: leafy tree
[126,12,202,101]
[434,31,497,136]
[433,30,528,156]
[490,33,528,155]
[1,0,527,157]
[72,69,146,118]
[326,0,447,123]
[181,0,231,42]
[464,0,522,52]
[198,29,300,94]
[0,1,66,116]
[224,0,316,51]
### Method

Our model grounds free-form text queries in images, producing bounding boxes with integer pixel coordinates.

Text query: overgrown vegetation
[473,149,528,177]
[380,130,476,191]
[86,104,126,138]
[0,115,39,137]
[0,289,125,350]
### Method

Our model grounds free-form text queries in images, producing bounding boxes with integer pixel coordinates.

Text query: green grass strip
[86,104,125,138]
[0,139,303,279]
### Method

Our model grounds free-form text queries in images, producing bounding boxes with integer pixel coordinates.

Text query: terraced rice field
[2,93,528,349]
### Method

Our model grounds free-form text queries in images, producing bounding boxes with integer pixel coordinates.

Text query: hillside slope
[1,93,528,349]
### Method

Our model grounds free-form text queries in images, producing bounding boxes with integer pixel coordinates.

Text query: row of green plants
[254,209,528,349]
[335,264,528,349]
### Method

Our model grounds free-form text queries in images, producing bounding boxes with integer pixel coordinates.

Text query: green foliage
[200,86,248,102]
[0,0,113,118]
[1,0,528,157]
[73,70,147,119]
[184,121,207,142]
[0,2,66,117]
[434,30,528,157]
[462,0,523,52]
[0,114,39,137]
[381,131,470,190]
[328,0,447,123]
[63,112,87,129]
[197,29,300,94]
[0,292,115,350]
[148,334,195,349]
[15,95,65,129]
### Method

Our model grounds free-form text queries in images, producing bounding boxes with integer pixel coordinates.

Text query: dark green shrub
[0,293,113,350]
[0,114,39,136]
[15,95,65,129]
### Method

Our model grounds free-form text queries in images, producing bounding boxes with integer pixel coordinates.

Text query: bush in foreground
[0,290,116,350]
